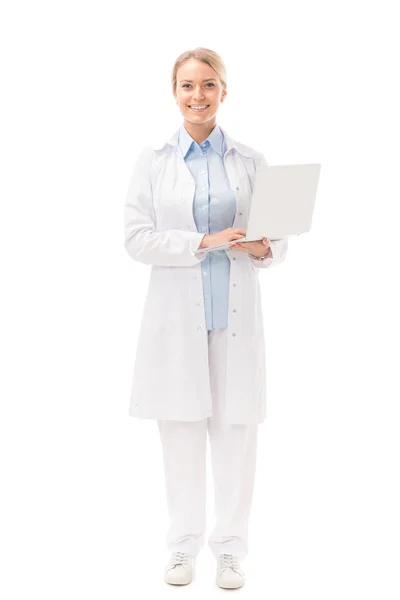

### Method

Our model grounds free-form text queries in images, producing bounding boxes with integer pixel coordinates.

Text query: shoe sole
[217,581,244,589]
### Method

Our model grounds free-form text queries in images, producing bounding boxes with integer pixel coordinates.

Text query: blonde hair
[171,47,227,96]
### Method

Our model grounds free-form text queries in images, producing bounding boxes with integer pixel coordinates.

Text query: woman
[124,47,288,589]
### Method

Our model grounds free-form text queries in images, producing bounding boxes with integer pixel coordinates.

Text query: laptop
[194,163,321,255]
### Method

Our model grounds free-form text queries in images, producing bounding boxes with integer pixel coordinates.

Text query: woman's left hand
[229,237,271,257]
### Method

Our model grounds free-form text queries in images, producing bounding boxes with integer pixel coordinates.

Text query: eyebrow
[180,78,217,83]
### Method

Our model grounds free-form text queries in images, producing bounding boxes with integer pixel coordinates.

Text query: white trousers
[157,327,259,560]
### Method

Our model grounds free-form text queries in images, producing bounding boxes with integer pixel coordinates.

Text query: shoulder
[233,140,267,171]
[219,127,266,166]
[131,145,156,172]
[234,140,260,157]
[136,145,155,162]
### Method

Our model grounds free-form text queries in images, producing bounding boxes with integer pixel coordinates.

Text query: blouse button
[232,333,236,336]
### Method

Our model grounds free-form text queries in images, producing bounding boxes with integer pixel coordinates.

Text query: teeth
[190,105,208,110]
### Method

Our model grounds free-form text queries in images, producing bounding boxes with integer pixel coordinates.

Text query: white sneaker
[164,551,195,585]
[216,554,245,589]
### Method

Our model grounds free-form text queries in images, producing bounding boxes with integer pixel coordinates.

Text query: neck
[183,118,217,145]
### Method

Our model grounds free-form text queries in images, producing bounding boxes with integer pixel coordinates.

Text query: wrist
[199,234,209,249]
[251,246,272,260]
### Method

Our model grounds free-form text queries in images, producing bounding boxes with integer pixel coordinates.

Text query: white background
[1,1,399,598]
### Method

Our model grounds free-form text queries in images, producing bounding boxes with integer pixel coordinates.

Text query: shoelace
[219,554,242,574]
[168,551,190,569]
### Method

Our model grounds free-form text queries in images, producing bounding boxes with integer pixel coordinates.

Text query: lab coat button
[239,212,242,215]
[232,333,236,336]
[232,309,237,313]
[233,283,237,287]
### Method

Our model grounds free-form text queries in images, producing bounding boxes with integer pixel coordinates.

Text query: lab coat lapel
[155,125,251,229]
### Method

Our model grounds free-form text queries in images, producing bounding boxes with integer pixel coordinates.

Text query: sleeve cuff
[190,233,208,262]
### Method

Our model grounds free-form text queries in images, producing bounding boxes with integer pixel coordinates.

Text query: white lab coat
[124,125,288,424]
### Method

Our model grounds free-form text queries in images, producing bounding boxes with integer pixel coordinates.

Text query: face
[174,58,226,126]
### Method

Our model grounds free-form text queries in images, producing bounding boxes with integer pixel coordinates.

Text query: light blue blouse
[178,124,236,330]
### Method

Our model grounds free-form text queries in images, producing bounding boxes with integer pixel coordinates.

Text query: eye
[182,83,215,88]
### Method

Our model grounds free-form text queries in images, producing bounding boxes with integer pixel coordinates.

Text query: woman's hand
[229,237,271,258]
[200,227,247,249]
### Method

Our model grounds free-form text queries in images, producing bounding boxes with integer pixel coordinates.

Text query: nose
[192,87,205,100]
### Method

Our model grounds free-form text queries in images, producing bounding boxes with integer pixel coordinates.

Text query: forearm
[124,225,207,267]
[124,146,207,267]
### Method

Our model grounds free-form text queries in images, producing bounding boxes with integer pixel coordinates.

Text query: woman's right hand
[199,228,246,249]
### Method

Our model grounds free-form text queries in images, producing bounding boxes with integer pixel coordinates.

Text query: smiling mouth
[188,105,210,110]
